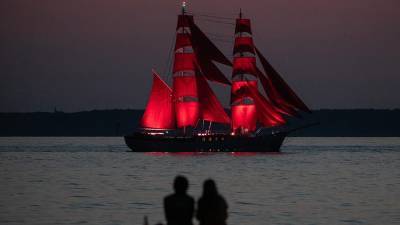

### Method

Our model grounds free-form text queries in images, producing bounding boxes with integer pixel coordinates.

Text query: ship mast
[239,9,243,81]
[230,9,258,135]
[182,1,186,15]
[182,1,186,135]
[171,2,232,135]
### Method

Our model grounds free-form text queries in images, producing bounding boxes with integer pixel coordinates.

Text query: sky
[0,0,399,112]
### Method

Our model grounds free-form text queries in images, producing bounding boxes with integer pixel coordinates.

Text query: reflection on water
[145,152,283,156]
[0,137,399,225]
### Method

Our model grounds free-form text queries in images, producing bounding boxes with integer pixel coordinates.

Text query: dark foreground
[0,137,399,225]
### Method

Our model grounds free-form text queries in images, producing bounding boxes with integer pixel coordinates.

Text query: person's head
[202,179,218,197]
[173,175,189,194]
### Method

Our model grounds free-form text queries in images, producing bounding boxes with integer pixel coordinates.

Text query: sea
[0,137,399,225]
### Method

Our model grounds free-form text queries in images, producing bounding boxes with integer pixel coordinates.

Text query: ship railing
[254,127,283,136]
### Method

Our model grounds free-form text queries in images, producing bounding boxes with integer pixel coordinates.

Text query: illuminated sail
[230,14,274,133]
[140,8,312,135]
[196,74,230,124]
[173,15,200,128]
[255,47,311,113]
[140,71,175,129]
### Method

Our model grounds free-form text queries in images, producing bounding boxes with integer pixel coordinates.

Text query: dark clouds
[1,0,399,112]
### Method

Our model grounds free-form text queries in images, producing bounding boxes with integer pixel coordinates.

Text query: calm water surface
[0,137,399,225]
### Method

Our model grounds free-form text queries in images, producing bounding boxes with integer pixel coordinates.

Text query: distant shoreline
[1,109,399,137]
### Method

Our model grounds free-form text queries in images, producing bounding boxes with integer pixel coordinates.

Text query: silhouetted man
[164,176,194,225]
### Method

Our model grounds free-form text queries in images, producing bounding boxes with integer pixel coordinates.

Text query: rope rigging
[163,30,177,84]
[194,18,235,26]
[187,11,235,21]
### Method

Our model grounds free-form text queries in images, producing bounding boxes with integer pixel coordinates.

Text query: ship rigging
[124,2,313,152]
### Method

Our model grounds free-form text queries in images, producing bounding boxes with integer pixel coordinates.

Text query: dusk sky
[1,0,399,112]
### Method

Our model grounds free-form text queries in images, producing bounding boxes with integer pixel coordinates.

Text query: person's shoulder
[218,195,226,201]
[180,194,194,202]
[187,194,195,202]
[164,193,176,202]
[186,194,194,199]
[218,195,228,207]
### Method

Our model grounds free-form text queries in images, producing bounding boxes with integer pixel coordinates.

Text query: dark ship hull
[124,132,286,152]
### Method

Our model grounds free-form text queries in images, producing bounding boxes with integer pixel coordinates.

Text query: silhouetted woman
[196,179,228,225]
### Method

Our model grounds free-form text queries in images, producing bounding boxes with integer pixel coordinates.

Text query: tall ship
[125,3,313,152]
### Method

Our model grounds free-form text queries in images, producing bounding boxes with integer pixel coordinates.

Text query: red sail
[255,47,311,112]
[173,14,201,128]
[189,21,232,66]
[231,80,257,103]
[235,19,252,34]
[175,33,192,51]
[248,87,286,127]
[173,53,197,73]
[197,56,231,85]
[232,57,258,77]
[140,71,175,129]
[233,37,255,55]
[231,104,257,133]
[175,101,200,128]
[231,80,258,133]
[196,75,231,124]
[173,76,198,97]
[256,67,299,117]
[176,15,193,30]
[186,20,231,84]
[233,81,286,127]
[173,76,200,128]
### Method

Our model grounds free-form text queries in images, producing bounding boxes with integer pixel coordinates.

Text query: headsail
[188,21,232,66]
[256,67,299,117]
[244,84,286,126]
[255,47,311,113]
[140,71,175,129]
[196,74,230,124]
[188,19,232,85]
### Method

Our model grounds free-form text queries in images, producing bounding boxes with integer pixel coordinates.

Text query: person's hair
[173,175,189,194]
[202,179,218,197]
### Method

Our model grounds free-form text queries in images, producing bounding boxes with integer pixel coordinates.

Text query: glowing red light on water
[145,152,213,157]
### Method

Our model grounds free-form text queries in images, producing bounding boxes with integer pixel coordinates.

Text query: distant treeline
[0,109,399,137]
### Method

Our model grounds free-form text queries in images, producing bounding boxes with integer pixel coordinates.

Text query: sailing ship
[124,3,313,152]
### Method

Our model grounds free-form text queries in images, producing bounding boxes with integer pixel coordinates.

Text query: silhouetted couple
[164,176,228,225]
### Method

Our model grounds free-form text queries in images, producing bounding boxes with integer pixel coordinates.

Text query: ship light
[148,132,164,135]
